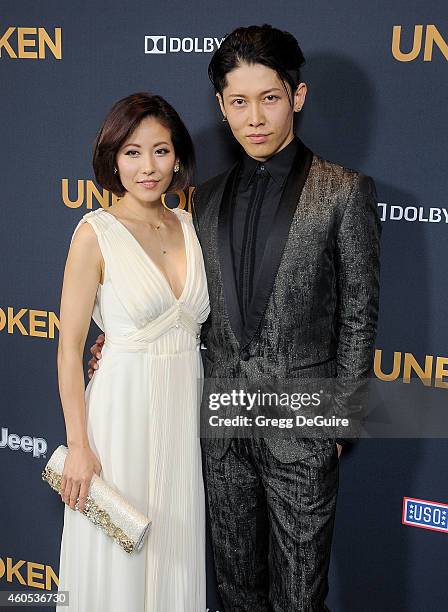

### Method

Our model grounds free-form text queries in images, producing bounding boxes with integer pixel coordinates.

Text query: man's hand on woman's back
[87,334,105,378]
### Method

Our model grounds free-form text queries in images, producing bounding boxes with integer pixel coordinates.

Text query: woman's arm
[57,222,103,512]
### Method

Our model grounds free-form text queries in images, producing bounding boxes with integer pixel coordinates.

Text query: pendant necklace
[149,206,168,254]
[123,202,169,255]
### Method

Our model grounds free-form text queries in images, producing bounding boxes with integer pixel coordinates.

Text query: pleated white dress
[57,207,209,611]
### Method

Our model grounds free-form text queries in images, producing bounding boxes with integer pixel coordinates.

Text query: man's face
[217,62,307,161]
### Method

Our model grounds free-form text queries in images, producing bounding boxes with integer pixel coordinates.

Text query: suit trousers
[205,438,339,612]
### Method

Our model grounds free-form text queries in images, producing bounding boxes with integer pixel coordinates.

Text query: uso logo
[402,497,448,534]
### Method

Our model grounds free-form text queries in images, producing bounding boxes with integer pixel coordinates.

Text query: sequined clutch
[42,445,151,554]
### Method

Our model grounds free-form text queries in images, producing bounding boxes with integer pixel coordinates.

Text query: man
[90,24,380,612]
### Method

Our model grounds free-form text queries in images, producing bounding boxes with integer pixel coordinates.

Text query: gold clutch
[42,445,151,554]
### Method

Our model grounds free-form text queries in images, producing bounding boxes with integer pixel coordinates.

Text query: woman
[57,92,209,611]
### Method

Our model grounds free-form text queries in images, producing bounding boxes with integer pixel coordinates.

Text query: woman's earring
[114,167,117,174]
[174,161,180,173]
[222,116,227,123]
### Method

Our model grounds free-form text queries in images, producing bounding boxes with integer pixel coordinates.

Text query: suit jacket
[192,141,381,462]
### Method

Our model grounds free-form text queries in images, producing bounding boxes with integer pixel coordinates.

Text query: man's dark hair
[208,24,305,99]
[93,92,195,197]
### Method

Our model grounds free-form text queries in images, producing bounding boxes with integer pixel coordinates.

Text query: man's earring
[174,161,180,173]
[114,167,117,174]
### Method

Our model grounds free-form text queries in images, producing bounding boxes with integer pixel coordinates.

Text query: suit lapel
[240,141,314,349]
[217,163,244,342]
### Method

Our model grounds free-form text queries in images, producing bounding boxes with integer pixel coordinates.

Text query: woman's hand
[60,446,102,512]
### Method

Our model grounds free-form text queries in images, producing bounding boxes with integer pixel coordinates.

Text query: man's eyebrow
[227,88,283,97]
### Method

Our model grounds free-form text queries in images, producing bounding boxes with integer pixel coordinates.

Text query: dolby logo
[144,35,225,55]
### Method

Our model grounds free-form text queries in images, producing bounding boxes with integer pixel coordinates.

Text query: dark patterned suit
[193,141,381,611]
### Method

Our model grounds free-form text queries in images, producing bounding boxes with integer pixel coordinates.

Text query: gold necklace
[151,214,168,255]
[150,206,168,254]
[123,203,169,255]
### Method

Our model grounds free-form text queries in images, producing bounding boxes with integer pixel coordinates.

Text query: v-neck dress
[57,207,209,611]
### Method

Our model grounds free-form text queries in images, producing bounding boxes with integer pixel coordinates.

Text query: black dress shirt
[231,136,301,324]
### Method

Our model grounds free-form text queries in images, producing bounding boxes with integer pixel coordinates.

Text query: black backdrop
[1,2,448,611]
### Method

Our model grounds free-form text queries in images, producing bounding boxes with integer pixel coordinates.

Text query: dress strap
[70,209,114,244]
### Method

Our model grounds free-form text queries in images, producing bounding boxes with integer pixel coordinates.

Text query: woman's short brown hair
[93,92,195,197]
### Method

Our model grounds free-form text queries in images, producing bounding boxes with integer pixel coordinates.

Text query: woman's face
[116,116,177,204]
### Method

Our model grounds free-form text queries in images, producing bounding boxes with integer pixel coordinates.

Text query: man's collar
[240,136,301,189]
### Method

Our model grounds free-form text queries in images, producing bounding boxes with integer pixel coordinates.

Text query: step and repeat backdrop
[1,1,447,610]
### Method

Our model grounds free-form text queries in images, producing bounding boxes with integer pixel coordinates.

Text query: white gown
[57,207,209,611]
